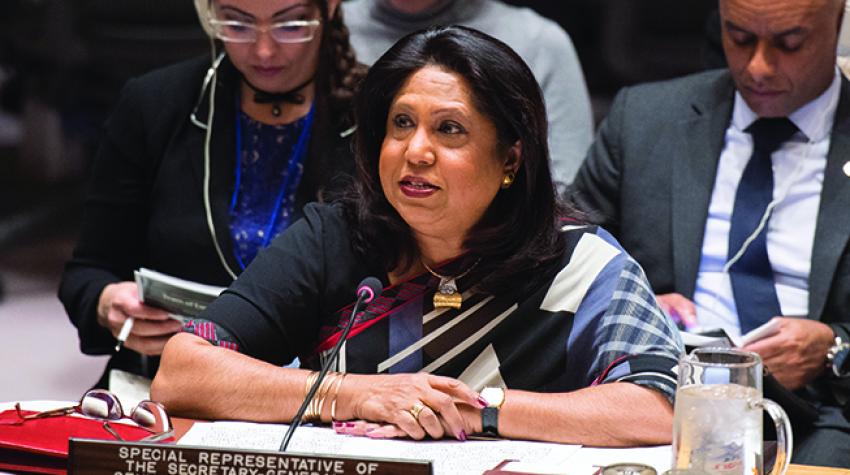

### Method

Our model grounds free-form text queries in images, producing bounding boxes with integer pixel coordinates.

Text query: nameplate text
[68,439,432,475]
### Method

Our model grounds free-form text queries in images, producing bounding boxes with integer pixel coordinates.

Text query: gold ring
[408,401,426,421]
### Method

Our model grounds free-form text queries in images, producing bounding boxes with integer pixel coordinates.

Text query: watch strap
[481,406,499,437]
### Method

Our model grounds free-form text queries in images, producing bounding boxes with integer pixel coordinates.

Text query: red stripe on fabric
[592,354,631,386]
[313,289,429,354]
[218,341,239,351]
[372,296,393,309]
[315,259,473,355]
[369,304,390,315]
[204,323,214,340]
[397,284,423,300]
[329,266,446,315]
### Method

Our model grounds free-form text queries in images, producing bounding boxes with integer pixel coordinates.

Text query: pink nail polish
[458,430,467,441]
[332,421,342,428]
[345,422,355,428]
[477,396,487,408]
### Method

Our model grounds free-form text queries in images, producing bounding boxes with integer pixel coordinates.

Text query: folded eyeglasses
[7,389,173,442]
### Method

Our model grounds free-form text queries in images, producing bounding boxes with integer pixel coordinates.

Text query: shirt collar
[731,67,841,142]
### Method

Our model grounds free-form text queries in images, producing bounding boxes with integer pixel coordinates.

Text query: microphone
[279,277,383,451]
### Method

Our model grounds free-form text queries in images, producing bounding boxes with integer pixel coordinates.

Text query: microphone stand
[279,287,373,452]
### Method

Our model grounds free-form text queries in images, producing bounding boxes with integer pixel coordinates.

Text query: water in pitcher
[673,384,762,475]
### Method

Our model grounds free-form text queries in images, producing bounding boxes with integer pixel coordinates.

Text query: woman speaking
[152,26,683,445]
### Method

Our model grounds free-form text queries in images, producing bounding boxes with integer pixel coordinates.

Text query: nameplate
[68,438,432,475]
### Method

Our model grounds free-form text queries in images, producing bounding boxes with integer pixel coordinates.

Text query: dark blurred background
[0,0,722,252]
[0,1,721,399]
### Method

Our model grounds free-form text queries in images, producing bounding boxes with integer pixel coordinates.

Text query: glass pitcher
[672,348,792,475]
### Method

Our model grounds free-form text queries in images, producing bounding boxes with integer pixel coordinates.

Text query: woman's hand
[337,373,483,441]
[333,420,405,439]
[97,282,183,355]
[334,402,480,441]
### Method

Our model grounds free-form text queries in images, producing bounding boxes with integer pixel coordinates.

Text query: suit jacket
[58,55,356,386]
[570,69,850,422]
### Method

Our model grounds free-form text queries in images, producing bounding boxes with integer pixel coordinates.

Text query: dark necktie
[728,117,798,334]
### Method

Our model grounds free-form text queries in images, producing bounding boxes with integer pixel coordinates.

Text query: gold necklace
[422,257,481,309]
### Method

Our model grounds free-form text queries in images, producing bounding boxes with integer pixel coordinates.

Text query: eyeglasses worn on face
[10,389,173,442]
[209,18,321,44]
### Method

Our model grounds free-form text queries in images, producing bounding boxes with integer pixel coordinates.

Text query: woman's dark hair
[301,1,367,199]
[313,1,367,109]
[346,25,582,293]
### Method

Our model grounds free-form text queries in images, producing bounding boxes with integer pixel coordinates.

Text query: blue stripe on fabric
[566,231,632,382]
[560,226,683,396]
[602,360,632,381]
[387,294,424,373]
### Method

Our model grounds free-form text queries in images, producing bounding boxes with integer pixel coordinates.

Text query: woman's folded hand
[335,373,483,441]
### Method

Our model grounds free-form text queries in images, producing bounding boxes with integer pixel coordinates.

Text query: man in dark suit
[571,0,850,467]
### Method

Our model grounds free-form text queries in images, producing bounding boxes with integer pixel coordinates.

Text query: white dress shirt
[693,70,841,338]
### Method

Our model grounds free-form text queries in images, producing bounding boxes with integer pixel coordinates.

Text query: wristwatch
[479,387,505,437]
[826,336,850,377]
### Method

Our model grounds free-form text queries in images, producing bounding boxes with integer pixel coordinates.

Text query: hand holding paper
[98,281,182,355]
[744,317,835,389]
[737,317,781,346]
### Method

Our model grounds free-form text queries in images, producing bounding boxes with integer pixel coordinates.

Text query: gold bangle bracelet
[308,372,337,423]
[313,375,333,422]
[328,373,347,422]
[303,371,320,422]
[305,371,318,399]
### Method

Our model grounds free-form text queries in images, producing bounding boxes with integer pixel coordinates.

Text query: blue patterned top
[190,206,684,403]
[229,108,312,270]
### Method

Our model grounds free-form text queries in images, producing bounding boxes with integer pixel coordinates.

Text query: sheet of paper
[684,319,781,349]
[108,368,151,410]
[179,421,581,475]
[739,318,781,346]
[680,331,730,348]
[134,267,226,319]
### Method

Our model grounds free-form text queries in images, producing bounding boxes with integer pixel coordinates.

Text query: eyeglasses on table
[6,389,173,442]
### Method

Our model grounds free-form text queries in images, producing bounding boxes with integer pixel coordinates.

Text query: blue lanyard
[230,102,315,270]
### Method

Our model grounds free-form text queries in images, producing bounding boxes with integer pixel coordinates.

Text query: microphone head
[357,277,383,304]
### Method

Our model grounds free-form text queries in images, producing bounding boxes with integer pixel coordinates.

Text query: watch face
[480,387,505,407]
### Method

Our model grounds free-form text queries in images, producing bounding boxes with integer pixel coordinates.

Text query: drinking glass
[672,348,792,475]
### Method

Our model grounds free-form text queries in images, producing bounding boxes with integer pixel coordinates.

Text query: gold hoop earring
[501,172,516,189]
